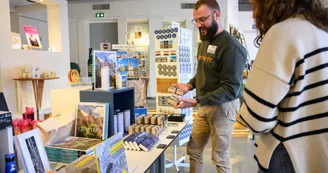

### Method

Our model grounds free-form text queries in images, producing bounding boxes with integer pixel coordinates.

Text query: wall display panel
[154,27,193,146]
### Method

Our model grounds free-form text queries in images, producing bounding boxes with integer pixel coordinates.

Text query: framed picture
[14,128,51,173]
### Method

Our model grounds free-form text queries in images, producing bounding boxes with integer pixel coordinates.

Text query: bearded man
[172,0,247,172]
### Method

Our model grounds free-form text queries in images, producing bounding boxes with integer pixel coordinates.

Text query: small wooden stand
[13,77,59,120]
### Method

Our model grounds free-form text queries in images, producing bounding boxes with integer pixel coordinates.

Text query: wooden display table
[13,77,59,120]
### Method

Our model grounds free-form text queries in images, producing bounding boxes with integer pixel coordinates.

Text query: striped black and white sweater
[240,16,328,173]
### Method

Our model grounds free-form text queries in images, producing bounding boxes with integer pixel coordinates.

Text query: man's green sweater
[189,30,247,106]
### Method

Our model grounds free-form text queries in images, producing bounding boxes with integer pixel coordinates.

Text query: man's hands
[171,83,193,94]
[171,83,196,108]
[174,98,198,109]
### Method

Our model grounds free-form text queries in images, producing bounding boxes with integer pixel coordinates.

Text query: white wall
[0,0,70,116]
[68,0,228,97]
[226,0,258,60]
[238,12,258,60]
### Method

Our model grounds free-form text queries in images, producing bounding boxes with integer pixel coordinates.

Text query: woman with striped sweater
[240,0,328,172]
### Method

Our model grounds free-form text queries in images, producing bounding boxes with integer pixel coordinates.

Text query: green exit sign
[96,13,104,18]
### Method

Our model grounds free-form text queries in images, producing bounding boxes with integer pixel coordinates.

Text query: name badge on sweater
[207,45,217,54]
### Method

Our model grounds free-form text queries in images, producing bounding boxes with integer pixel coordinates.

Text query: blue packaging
[135,108,148,118]
[5,153,17,173]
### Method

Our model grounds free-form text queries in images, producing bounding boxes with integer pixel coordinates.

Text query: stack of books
[42,102,110,163]
[45,137,103,163]
[123,132,159,152]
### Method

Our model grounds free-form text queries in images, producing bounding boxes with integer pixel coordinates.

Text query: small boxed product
[168,86,184,96]
[167,95,180,106]
[137,115,145,124]
[128,124,136,134]
[151,115,159,125]
[168,114,186,122]
[144,116,151,124]
[134,125,142,132]
[146,125,153,133]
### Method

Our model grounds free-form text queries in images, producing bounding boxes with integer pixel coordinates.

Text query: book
[14,128,51,173]
[94,133,128,173]
[132,132,148,151]
[123,132,139,150]
[139,133,159,152]
[45,137,103,163]
[93,51,117,88]
[23,25,42,49]
[65,155,97,173]
[75,102,110,140]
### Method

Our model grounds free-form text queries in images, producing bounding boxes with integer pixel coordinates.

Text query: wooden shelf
[13,77,59,81]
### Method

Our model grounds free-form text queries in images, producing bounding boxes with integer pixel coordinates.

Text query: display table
[126,120,189,173]
[13,77,60,120]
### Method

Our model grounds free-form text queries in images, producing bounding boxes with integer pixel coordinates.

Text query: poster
[117,58,139,77]
[93,51,117,88]
[23,25,42,48]
[135,26,142,39]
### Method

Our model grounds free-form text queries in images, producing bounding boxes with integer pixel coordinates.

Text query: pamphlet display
[154,28,193,117]
[23,25,42,49]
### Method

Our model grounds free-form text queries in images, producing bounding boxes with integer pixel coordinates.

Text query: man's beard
[199,18,218,41]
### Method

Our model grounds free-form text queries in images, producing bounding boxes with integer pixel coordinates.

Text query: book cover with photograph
[93,50,117,88]
[94,133,128,173]
[117,58,139,78]
[14,128,51,173]
[23,25,42,48]
[75,102,109,140]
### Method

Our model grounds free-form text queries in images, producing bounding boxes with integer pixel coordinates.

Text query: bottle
[5,153,17,173]
[88,48,93,77]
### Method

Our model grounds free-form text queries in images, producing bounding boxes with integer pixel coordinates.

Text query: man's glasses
[191,11,216,25]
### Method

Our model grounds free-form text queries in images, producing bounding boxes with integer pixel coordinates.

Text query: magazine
[23,25,42,48]
[94,133,128,173]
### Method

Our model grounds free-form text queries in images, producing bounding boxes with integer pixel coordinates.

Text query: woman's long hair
[254,0,328,47]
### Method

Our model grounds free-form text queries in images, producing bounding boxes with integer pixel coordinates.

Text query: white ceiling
[10,0,35,7]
